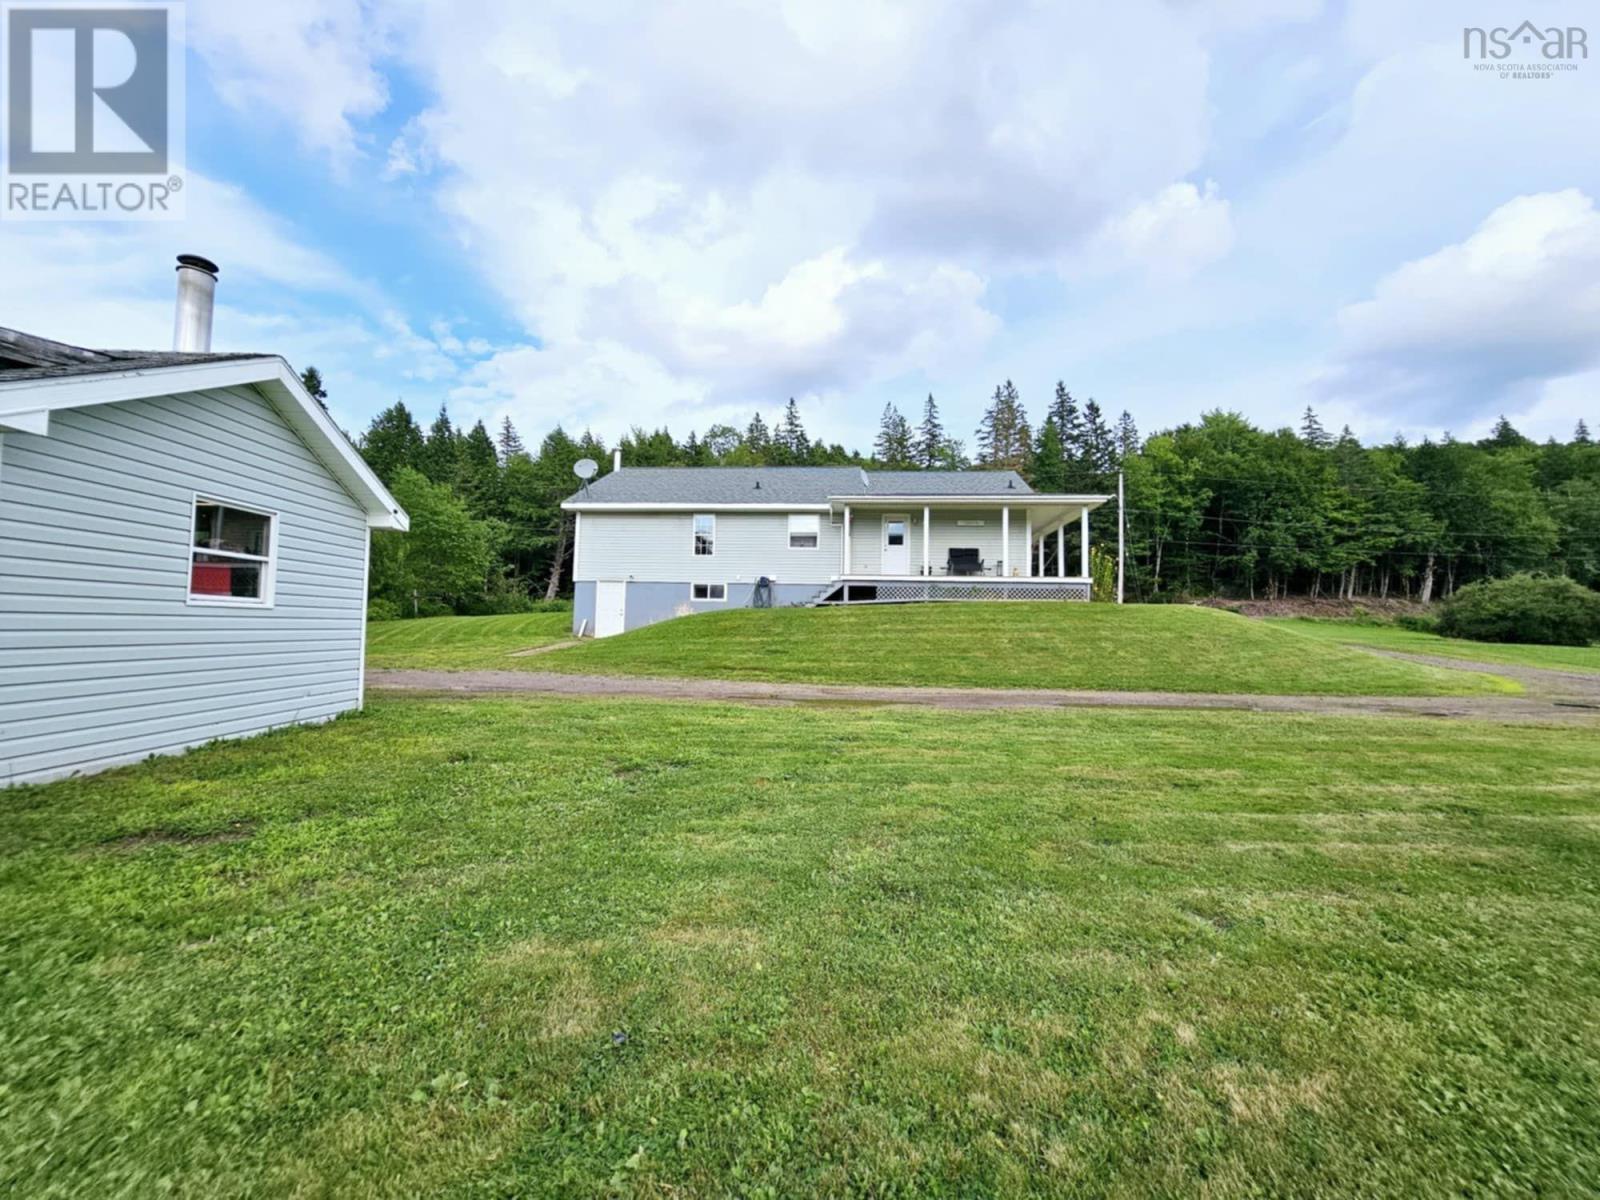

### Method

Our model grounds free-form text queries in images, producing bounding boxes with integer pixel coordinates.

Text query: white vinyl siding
[846,509,1033,574]
[575,510,842,585]
[0,385,369,786]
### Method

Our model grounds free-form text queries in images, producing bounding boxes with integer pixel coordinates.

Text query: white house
[0,256,407,787]
[563,460,1111,637]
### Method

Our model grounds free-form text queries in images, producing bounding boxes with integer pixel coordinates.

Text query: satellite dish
[573,458,598,481]
[859,467,870,489]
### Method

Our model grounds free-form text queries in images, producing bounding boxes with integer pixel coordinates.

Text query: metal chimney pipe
[612,448,622,472]
[173,254,219,352]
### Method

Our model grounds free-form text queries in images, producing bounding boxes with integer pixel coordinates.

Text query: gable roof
[565,466,1033,507]
[0,326,407,530]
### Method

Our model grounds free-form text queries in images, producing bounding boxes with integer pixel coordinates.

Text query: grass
[365,611,573,669]
[521,604,1516,696]
[1267,618,1600,674]
[4,695,1599,1195]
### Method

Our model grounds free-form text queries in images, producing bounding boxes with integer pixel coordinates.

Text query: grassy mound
[366,612,573,669]
[1267,619,1600,675]
[533,603,1513,696]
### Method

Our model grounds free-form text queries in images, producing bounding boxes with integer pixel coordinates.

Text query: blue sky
[6,0,1599,454]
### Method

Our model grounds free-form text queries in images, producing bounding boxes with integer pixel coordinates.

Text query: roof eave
[0,356,408,530]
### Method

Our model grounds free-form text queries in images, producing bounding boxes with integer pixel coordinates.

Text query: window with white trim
[788,512,820,549]
[189,498,275,604]
[692,582,726,601]
[693,513,715,556]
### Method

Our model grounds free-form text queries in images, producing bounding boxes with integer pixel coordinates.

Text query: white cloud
[1099,180,1235,278]
[1319,190,1600,420]
[190,0,392,163]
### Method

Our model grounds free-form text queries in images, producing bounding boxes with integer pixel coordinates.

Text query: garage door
[593,580,627,638]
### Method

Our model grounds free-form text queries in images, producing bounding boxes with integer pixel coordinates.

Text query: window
[788,512,820,549]
[885,519,907,547]
[692,582,726,601]
[189,498,275,604]
[693,513,715,556]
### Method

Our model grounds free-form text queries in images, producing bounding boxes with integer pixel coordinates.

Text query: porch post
[1024,513,1032,577]
[923,505,930,576]
[1057,525,1065,579]
[842,505,851,576]
[1079,506,1090,578]
[1001,506,1010,577]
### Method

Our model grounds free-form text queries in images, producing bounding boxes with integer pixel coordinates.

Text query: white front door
[881,514,910,575]
[593,580,627,638]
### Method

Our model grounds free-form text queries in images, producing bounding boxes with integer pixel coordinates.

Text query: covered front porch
[811,492,1111,605]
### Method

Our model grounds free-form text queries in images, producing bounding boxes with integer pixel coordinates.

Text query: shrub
[366,597,401,623]
[1436,574,1600,646]
[1395,613,1439,634]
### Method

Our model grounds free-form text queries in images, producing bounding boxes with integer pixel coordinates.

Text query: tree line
[335,368,1599,613]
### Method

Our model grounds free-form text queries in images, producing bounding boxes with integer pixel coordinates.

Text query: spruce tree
[457,420,502,517]
[1114,410,1140,463]
[915,394,946,469]
[299,365,328,405]
[1049,383,1083,465]
[774,399,811,464]
[975,381,1030,471]
[418,404,460,484]
[1575,419,1592,445]
[1080,398,1113,479]
[874,403,914,467]
[1031,415,1067,491]
[497,416,526,462]
[359,401,425,485]
[744,412,771,460]
[1300,406,1332,449]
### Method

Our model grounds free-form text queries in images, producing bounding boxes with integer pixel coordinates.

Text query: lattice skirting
[827,581,1091,603]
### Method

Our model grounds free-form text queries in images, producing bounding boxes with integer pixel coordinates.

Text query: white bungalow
[563,457,1111,637]
[0,256,407,786]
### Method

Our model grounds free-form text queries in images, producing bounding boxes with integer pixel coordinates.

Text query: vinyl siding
[0,385,369,786]
[576,505,1059,582]
[575,510,843,585]
[847,509,1036,575]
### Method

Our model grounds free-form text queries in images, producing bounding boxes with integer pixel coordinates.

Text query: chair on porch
[945,547,986,576]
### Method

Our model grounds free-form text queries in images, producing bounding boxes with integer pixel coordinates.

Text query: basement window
[189,498,275,605]
[788,513,820,549]
[693,513,715,556]
[692,583,727,602]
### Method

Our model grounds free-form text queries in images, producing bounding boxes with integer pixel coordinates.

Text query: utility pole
[1116,470,1125,604]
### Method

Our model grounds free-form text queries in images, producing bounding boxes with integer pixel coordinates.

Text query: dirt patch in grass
[1202,596,1431,619]
[94,819,255,852]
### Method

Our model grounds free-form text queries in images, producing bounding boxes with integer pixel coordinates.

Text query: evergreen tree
[1484,416,1529,449]
[457,420,502,517]
[497,416,526,463]
[359,401,425,485]
[417,403,461,484]
[975,380,1030,471]
[915,394,946,469]
[1300,406,1332,449]
[1575,419,1593,445]
[1031,415,1067,492]
[773,399,811,464]
[299,365,328,406]
[1049,383,1083,464]
[1080,399,1114,481]
[744,412,771,460]
[874,403,915,467]
[1115,410,1140,463]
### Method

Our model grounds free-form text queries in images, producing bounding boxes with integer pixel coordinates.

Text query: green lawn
[366,611,573,669]
[1267,618,1600,674]
[526,603,1515,696]
[4,696,1599,1195]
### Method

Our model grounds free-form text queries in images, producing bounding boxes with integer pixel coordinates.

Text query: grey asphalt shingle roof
[569,466,1033,505]
[0,326,270,383]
